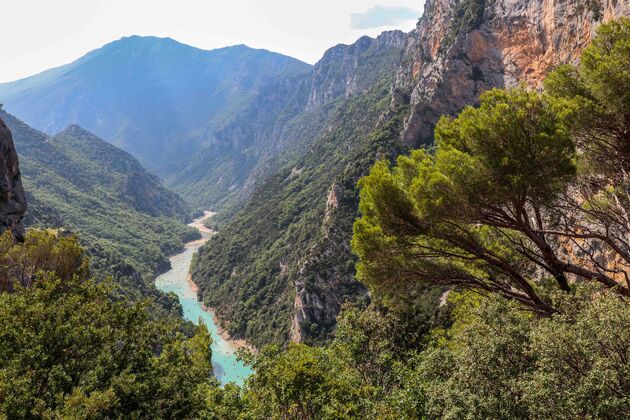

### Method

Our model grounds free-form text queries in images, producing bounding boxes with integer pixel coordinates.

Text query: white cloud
[351,5,419,30]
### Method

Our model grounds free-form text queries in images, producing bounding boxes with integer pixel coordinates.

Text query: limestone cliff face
[290,0,630,343]
[307,30,408,110]
[0,115,27,241]
[396,0,630,147]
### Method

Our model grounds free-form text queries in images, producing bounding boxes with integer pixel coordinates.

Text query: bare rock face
[289,0,630,343]
[307,30,408,110]
[396,0,630,147]
[0,115,27,241]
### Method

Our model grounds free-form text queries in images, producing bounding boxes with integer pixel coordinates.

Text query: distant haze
[0,0,422,83]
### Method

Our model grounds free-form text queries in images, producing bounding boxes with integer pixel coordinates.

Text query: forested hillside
[191,32,411,347]
[192,0,630,346]
[0,230,215,418]
[2,110,197,313]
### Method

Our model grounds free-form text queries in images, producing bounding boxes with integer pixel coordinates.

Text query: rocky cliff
[396,0,630,146]
[283,0,630,344]
[192,0,630,347]
[0,114,27,241]
[307,30,408,110]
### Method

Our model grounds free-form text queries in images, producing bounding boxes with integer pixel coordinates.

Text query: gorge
[155,212,253,385]
[1,0,630,417]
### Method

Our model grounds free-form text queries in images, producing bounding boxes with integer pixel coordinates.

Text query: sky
[0,0,424,83]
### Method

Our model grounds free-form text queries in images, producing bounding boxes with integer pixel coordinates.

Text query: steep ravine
[191,0,630,347]
[155,212,253,385]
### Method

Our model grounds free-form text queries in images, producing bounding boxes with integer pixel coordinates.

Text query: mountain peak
[0,37,310,167]
[59,124,99,140]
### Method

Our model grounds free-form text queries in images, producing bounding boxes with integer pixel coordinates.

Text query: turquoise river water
[155,213,253,385]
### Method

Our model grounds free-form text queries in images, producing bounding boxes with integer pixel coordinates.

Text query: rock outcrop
[0,115,27,241]
[396,0,630,147]
[307,30,408,110]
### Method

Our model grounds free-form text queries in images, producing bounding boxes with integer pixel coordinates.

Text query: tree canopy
[354,79,630,314]
[0,231,215,418]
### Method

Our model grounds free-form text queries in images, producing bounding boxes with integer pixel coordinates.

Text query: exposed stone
[396,0,630,147]
[323,183,342,224]
[0,114,27,241]
[307,30,408,111]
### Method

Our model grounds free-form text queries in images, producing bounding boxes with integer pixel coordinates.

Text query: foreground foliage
[0,231,214,418]
[203,287,628,419]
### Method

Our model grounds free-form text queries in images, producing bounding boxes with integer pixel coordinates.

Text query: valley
[1,0,630,417]
[155,212,253,385]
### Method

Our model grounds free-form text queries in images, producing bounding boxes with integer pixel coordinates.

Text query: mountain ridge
[1,109,197,315]
[0,36,311,168]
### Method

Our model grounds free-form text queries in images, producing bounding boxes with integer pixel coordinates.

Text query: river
[155,211,253,385]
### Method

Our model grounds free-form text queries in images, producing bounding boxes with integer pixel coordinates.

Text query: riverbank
[155,211,253,385]
[186,273,257,353]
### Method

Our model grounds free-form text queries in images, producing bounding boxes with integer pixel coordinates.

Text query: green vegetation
[2,112,198,316]
[3,15,630,420]
[200,287,628,419]
[0,231,214,418]
[3,231,626,418]
[353,87,593,314]
[191,78,406,347]
[452,0,486,34]
[354,16,630,312]
[415,289,630,419]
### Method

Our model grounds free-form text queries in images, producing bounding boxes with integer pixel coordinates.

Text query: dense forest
[1,18,629,419]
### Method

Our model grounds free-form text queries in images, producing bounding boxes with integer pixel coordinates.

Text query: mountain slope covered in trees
[1,110,197,312]
[190,32,411,347]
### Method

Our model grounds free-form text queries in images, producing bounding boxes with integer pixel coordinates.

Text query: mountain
[1,109,197,313]
[167,30,408,212]
[0,113,27,241]
[53,124,190,219]
[395,0,630,148]
[190,32,410,347]
[190,0,630,347]
[0,36,311,169]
